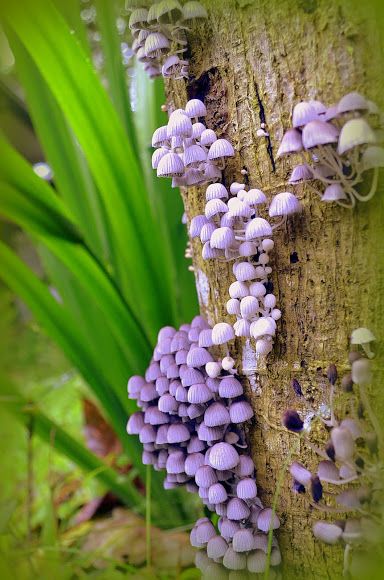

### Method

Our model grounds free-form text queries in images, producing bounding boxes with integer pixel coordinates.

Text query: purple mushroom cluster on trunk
[127,2,207,79]
[126,316,281,575]
[278,92,383,208]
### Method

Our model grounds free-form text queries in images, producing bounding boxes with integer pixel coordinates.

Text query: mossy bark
[164,0,384,577]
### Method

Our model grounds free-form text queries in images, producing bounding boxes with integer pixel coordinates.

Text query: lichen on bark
[163,0,384,577]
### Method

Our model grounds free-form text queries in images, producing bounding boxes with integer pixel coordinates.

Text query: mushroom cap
[195,465,218,487]
[182,1,208,21]
[206,183,229,201]
[208,139,235,160]
[210,227,236,249]
[219,376,244,398]
[232,529,256,553]
[188,383,213,404]
[337,91,368,114]
[338,118,376,155]
[229,400,254,423]
[289,163,313,183]
[200,128,218,146]
[126,412,144,435]
[184,144,207,166]
[247,549,267,573]
[257,508,280,532]
[204,402,231,427]
[157,151,185,177]
[292,100,319,128]
[269,191,302,217]
[234,318,251,337]
[243,188,267,205]
[245,217,273,240]
[234,261,257,282]
[205,198,228,219]
[302,120,339,149]
[236,477,258,499]
[289,461,312,486]
[212,322,235,345]
[350,327,376,345]
[277,128,303,157]
[321,183,347,202]
[185,98,207,118]
[167,422,190,443]
[208,442,240,470]
[226,498,251,521]
[187,346,214,367]
[207,535,228,559]
[361,145,384,171]
[250,316,276,339]
[223,547,247,570]
[144,32,170,57]
[313,521,343,544]
[208,482,228,504]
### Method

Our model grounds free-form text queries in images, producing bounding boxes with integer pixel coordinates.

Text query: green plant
[0,0,198,527]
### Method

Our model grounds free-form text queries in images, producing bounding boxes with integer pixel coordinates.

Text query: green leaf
[2,0,175,339]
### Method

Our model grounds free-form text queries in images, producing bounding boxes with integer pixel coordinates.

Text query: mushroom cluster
[278,92,383,208]
[282,329,382,575]
[152,99,234,186]
[126,316,281,575]
[128,1,207,79]
[190,181,302,357]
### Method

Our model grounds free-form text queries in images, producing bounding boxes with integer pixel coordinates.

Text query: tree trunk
[164,0,384,577]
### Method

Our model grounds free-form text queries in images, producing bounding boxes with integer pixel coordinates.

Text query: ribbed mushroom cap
[234,261,257,282]
[245,217,273,240]
[220,518,241,540]
[257,508,280,532]
[292,101,319,128]
[183,1,209,21]
[192,121,207,139]
[152,125,169,147]
[198,328,214,347]
[209,442,240,470]
[145,406,169,425]
[229,401,253,423]
[289,163,313,183]
[139,424,157,444]
[201,129,218,146]
[253,533,268,552]
[232,529,256,552]
[205,198,228,219]
[302,120,339,149]
[337,91,368,114]
[210,227,236,250]
[181,368,204,387]
[226,498,251,520]
[195,465,218,487]
[236,478,257,499]
[198,423,225,443]
[208,482,228,504]
[207,535,228,559]
[188,383,213,404]
[234,454,254,477]
[140,383,159,403]
[167,422,190,444]
[204,402,231,427]
[229,281,249,299]
[166,450,185,474]
[313,521,343,544]
[187,346,214,367]
[223,547,247,570]
[127,375,146,398]
[185,98,207,118]
[205,183,229,201]
[190,214,208,237]
[240,296,259,318]
[157,152,184,177]
[187,435,206,453]
[129,8,148,29]
[195,520,217,544]
[212,323,235,345]
[158,393,178,413]
[170,332,190,352]
[219,377,244,399]
[184,144,207,166]
[185,452,205,476]
[167,112,193,138]
[175,349,188,365]
[208,139,235,160]
[155,424,169,445]
[187,403,205,420]
[269,191,302,217]
[277,128,303,156]
[126,412,144,435]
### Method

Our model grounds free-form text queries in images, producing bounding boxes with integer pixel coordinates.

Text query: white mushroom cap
[337,118,376,155]
[350,327,376,345]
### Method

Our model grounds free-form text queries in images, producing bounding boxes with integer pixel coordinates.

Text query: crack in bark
[254,81,276,173]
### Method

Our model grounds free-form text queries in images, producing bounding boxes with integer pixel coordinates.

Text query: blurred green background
[0,0,201,577]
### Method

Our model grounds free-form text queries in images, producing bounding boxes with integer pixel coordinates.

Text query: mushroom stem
[352,167,379,202]
[358,381,384,453]
[271,215,287,230]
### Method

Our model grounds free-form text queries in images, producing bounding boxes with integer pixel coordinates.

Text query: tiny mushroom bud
[350,327,376,358]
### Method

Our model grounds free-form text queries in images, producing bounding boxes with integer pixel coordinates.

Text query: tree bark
[164,0,384,577]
